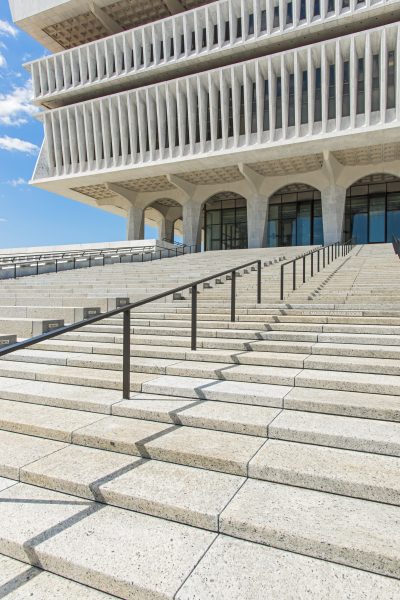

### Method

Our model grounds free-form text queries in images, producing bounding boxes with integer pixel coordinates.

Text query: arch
[143,198,183,242]
[267,183,323,247]
[203,191,248,251]
[344,173,400,244]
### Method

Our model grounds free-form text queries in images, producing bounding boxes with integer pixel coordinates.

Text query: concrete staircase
[1,243,400,598]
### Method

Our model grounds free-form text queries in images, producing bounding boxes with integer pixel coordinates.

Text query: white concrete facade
[10,0,400,248]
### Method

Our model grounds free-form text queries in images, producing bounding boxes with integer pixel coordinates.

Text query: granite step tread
[18,443,245,531]
[249,439,400,505]
[0,482,217,600]
[112,398,281,436]
[219,478,400,578]
[0,554,118,599]
[269,409,400,456]
[176,535,400,600]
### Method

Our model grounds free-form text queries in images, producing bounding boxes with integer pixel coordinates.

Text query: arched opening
[204,192,248,251]
[173,218,183,244]
[267,184,323,247]
[344,174,400,244]
[144,198,183,243]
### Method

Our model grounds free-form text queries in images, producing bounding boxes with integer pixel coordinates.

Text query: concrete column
[182,202,202,248]
[247,196,269,248]
[321,185,347,244]
[160,218,175,243]
[127,205,145,240]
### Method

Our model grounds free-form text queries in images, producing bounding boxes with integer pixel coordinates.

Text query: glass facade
[344,180,400,244]
[204,194,248,251]
[267,188,323,247]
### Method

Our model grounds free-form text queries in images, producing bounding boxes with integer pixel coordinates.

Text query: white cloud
[0,136,39,155]
[0,21,18,38]
[7,177,27,186]
[0,53,6,68]
[0,81,38,126]
[0,218,7,223]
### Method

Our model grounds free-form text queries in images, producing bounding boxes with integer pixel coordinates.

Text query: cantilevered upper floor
[19,0,400,108]
[9,0,212,52]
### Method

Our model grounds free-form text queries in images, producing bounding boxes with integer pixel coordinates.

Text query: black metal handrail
[392,235,400,256]
[280,240,353,300]
[0,258,262,399]
[0,242,200,280]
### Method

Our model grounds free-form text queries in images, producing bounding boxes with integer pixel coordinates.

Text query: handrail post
[231,270,236,322]
[293,260,296,291]
[317,249,320,272]
[323,247,326,268]
[122,309,131,400]
[280,264,284,301]
[302,255,306,283]
[257,260,261,304]
[191,284,197,351]
[311,252,314,277]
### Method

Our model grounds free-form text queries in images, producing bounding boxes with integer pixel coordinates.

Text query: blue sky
[0,3,157,249]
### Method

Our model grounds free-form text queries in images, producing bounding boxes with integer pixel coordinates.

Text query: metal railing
[0,258,262,399]
[0,243,200,280]
[280,240,353,300]
[392,236,400,256]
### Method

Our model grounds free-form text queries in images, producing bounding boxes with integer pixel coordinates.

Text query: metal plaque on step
[0,334,17,347]
[42,319,64,334]
[83,307,101,319]
[116,297,130,308]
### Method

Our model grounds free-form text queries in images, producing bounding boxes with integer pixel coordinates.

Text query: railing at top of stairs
[0,256,266,399]
[280,240,354,301]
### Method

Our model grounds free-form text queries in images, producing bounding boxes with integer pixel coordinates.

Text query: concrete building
[9,0,400,250]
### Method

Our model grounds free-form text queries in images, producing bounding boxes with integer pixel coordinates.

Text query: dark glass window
[204,195,248,251]
[315,67,322,122]
[357,57,365,114]
[276,77,282,129]
[263,79,270,130]
[387,50,396,110]
[287,2,293,25]
[342,61,350,117]
[239,85,245,135]
[288,74,295,127]
[300,0,306,20]
[372,54,380,112]
[328,64,336,119]
[301,70,308,124]
[345,181,400,244]
[267,190,323,247]
[248,13,254,35]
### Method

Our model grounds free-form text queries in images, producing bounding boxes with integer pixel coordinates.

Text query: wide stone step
[0,377,122,413]
[219,478,400,578]
[269,410,400,456]
[0,482,217,600]
[303,354,400,376]
[249,439,400,505]
[7,440,244,531]
[73,417,265,475]
[140,376,289,407]
[163,360,301,385]
[284,386,400,421]
[176,535,400,599]
[296,368,400,396]
[113,397,281,436]
[0,360,156,391]
[0,554,117,598]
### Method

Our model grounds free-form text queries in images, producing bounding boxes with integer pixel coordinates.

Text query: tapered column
[321,185,346,244]
[183,201,202,248]
[127,205,145,240]
[247,196,269,248]
[161,218,175,243]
